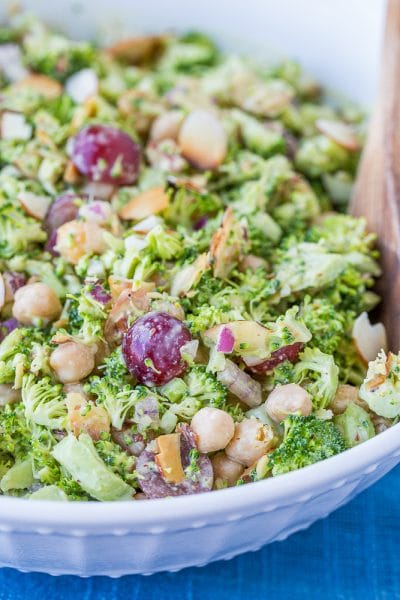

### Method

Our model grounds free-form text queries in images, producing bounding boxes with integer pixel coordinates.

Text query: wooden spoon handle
[350,0,400,351]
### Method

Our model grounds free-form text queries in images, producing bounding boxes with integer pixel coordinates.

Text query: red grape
[70,124,141,185]
[136,424,213,498]
[122,311,192,386]
[248,342,303,374]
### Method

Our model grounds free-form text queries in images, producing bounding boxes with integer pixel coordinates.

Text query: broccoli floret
[0,204,46,259]
[94,435,136,485]
[307,214,377,255]
[359,351,400,419]
[294,347,339,409]
[68,284,108,344]
[159,32,218,74]
[0,403,31,462]
[185,365,228,408]
[147,224,183,260]
[300,296,348,354]
[87,377,142,430]
[230,109,285,158]
[165,186,222,228]
[21,374,66,429]
[0,327,52,386]
[295,135,355,178]
[25,259,66,298]
[269,415,347,476]
[274,242,345,298]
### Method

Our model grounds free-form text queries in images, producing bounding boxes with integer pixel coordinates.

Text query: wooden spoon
[350,0,400,351]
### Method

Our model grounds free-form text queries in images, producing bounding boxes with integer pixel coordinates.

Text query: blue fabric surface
[1,465,399,600]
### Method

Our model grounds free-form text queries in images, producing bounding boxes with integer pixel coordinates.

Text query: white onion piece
[316,118,359,151]
[65,68,98,104]
[178,109,227,171]
[352,311,388,363]
[1,112,32,140]
[217,359,262,407]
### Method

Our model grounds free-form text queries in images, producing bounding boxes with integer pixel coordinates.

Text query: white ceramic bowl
[0,0,396,577]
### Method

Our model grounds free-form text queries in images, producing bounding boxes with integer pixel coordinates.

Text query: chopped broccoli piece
[0,203,46,259]
[185,365,228,408]
[300,296,348,354]
[294,347,339,409]
[94,435,136,485]
[0,457,34,493]
[269,415,347,476]
[334,403,375,447]
[295,135,355,178]
[52,433,134,501]
[21,374,66,429]
[147,224,183,260]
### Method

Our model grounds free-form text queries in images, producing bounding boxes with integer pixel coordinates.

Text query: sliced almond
[210,207,246,278]
[352,311,388,363]
[15,74,62,99]
[64,160,81,184]
[316,118,360,151]
[119,186,169,220]
[81,181,115,200]
[65,68,98,104]
[150,110,184,143]
[170,252,210,297]
[0,274,5,311]
[178,109,227,171]
[1,111,32,140]
[108,276,133,299]
[18,191,52,221]
[107,35,164,64]
[155,433,185,484]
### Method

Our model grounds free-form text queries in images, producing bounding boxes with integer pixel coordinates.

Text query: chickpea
[191,407,234,453]
[66,392,110,441]
[50,341,95,383]
[265,383,312,423]
[330,384,368,415]
[12,282,62,326]
[225,417,275,467]
[211,451,244,487]
[55,220,107,265]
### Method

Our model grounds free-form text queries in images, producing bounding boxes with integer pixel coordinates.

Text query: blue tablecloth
[1,464,399,600]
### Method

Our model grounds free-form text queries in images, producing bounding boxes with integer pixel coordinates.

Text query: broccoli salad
[0,14,396,502]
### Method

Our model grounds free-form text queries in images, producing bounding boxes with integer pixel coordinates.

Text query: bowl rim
[1,422,399,530]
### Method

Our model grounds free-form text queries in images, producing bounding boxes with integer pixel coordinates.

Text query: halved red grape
[122,311,192,386]
[248,342,303,374]
[70,124,141,185]
[44,193,84,233]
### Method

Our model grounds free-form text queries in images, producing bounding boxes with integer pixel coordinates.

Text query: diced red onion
[193,215,208,231]
[0,318,19,343]
[216,326,235,354]
[89,282,112,305]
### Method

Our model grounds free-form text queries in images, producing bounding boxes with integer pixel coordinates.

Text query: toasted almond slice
[155,433,185,484]
[15,74,62,98]
[65,68,98,104]
[18,191,52,221]
[352,311,388,363]
[150,110,184,143]
[170,252,210,297]
[0,274,5,311]
[108,276,133,299]
[64,160,81,184]
[316,118,360,151]
[119,186,169,220]
[107,35,164,63]
[1,111,32,140]
[210,207,246,278]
